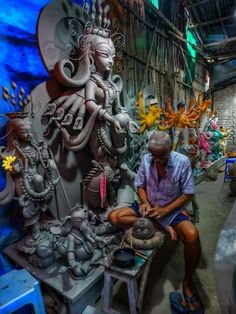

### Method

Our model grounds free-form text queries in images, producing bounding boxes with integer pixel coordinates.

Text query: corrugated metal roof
[212,60,236,87]
[186,0,236,43]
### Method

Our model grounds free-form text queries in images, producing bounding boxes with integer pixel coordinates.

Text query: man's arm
[146,193,193,219]
[137,187,150,205]
[137,187,151,216]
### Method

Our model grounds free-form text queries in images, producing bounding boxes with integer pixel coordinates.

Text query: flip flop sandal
[169,292,205,314]
[184,294,205,314]
[169,292,189,314]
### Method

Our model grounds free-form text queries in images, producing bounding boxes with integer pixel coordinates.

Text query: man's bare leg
[173,220,202,310]
[108,207,138,229]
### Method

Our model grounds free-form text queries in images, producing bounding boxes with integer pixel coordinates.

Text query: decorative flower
[2,155,17,172]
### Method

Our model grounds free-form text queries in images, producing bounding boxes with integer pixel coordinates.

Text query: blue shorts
[130,201,191,227]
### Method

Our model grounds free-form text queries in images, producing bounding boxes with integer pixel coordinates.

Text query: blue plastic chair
[224,157,236,182]
[0,268,46,314]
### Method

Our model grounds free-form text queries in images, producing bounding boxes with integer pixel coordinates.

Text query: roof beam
[168,30,202,52]
[185,0,210,8]
[207,52,236,63]
[184,7,204,46]
[144,0,184,38]
[208,52,236,59]
[185,0,208,42]
[195,0,212,33]
[203,36,236,48]
[215,0,227,38]
[189,14,234,29]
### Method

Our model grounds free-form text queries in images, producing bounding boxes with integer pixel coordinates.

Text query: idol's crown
[85,0,111,38]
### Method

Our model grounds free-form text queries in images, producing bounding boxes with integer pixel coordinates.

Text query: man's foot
[166,225,178,240]
[169,292,205,313]
[182,280,203,311]
[183,294,204,312]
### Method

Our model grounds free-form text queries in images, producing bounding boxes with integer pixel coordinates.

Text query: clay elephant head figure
[55,203,111,278]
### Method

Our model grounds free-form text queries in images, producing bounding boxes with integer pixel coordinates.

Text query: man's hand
[139,203,151,217]
[145,206,167,219]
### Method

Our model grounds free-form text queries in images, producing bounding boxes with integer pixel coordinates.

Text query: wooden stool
[100,248,157,314]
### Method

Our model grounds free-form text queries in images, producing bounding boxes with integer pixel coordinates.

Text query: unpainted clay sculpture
[0,113,59,242]
[125,217,164,250]
[82,160,135,217]
[132,217,155,239]
[53,203,114,278]
[40,0,139,212]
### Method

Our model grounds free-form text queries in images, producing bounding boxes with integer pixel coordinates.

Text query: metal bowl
[112,247,135,268]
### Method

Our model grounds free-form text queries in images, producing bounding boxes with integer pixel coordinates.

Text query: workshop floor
[96,170,235,314]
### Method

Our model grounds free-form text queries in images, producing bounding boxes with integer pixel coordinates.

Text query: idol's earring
[90,58,96,74]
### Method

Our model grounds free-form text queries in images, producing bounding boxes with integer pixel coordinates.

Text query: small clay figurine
[54,203,114,278]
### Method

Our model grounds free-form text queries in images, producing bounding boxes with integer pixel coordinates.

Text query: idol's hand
[113,120,124,133]
[45,90,76,117]
[102,236,114,245]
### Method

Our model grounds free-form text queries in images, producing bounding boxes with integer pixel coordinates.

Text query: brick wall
[214,84,236,128]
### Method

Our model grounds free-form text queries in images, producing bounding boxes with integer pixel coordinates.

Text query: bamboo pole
[179,44,197,104]
[144,0,184,38]
[141,20,160,90]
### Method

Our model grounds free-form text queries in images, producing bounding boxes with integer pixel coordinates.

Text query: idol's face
[18,129,30,141]
[93,39,115,75]
[14,118,32,141]
[178,106,186,113]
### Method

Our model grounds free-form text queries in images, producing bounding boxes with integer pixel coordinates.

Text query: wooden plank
[137,256,152,312]
[127,278,138,314]
[102,272,114,312]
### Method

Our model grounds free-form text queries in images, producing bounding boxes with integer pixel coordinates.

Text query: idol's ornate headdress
[86,0,111,38]
[65,0,125,72]
[68,0,125,46]
[37,0,125,74]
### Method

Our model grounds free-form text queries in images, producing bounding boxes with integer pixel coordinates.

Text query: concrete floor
[97,171,235,314]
